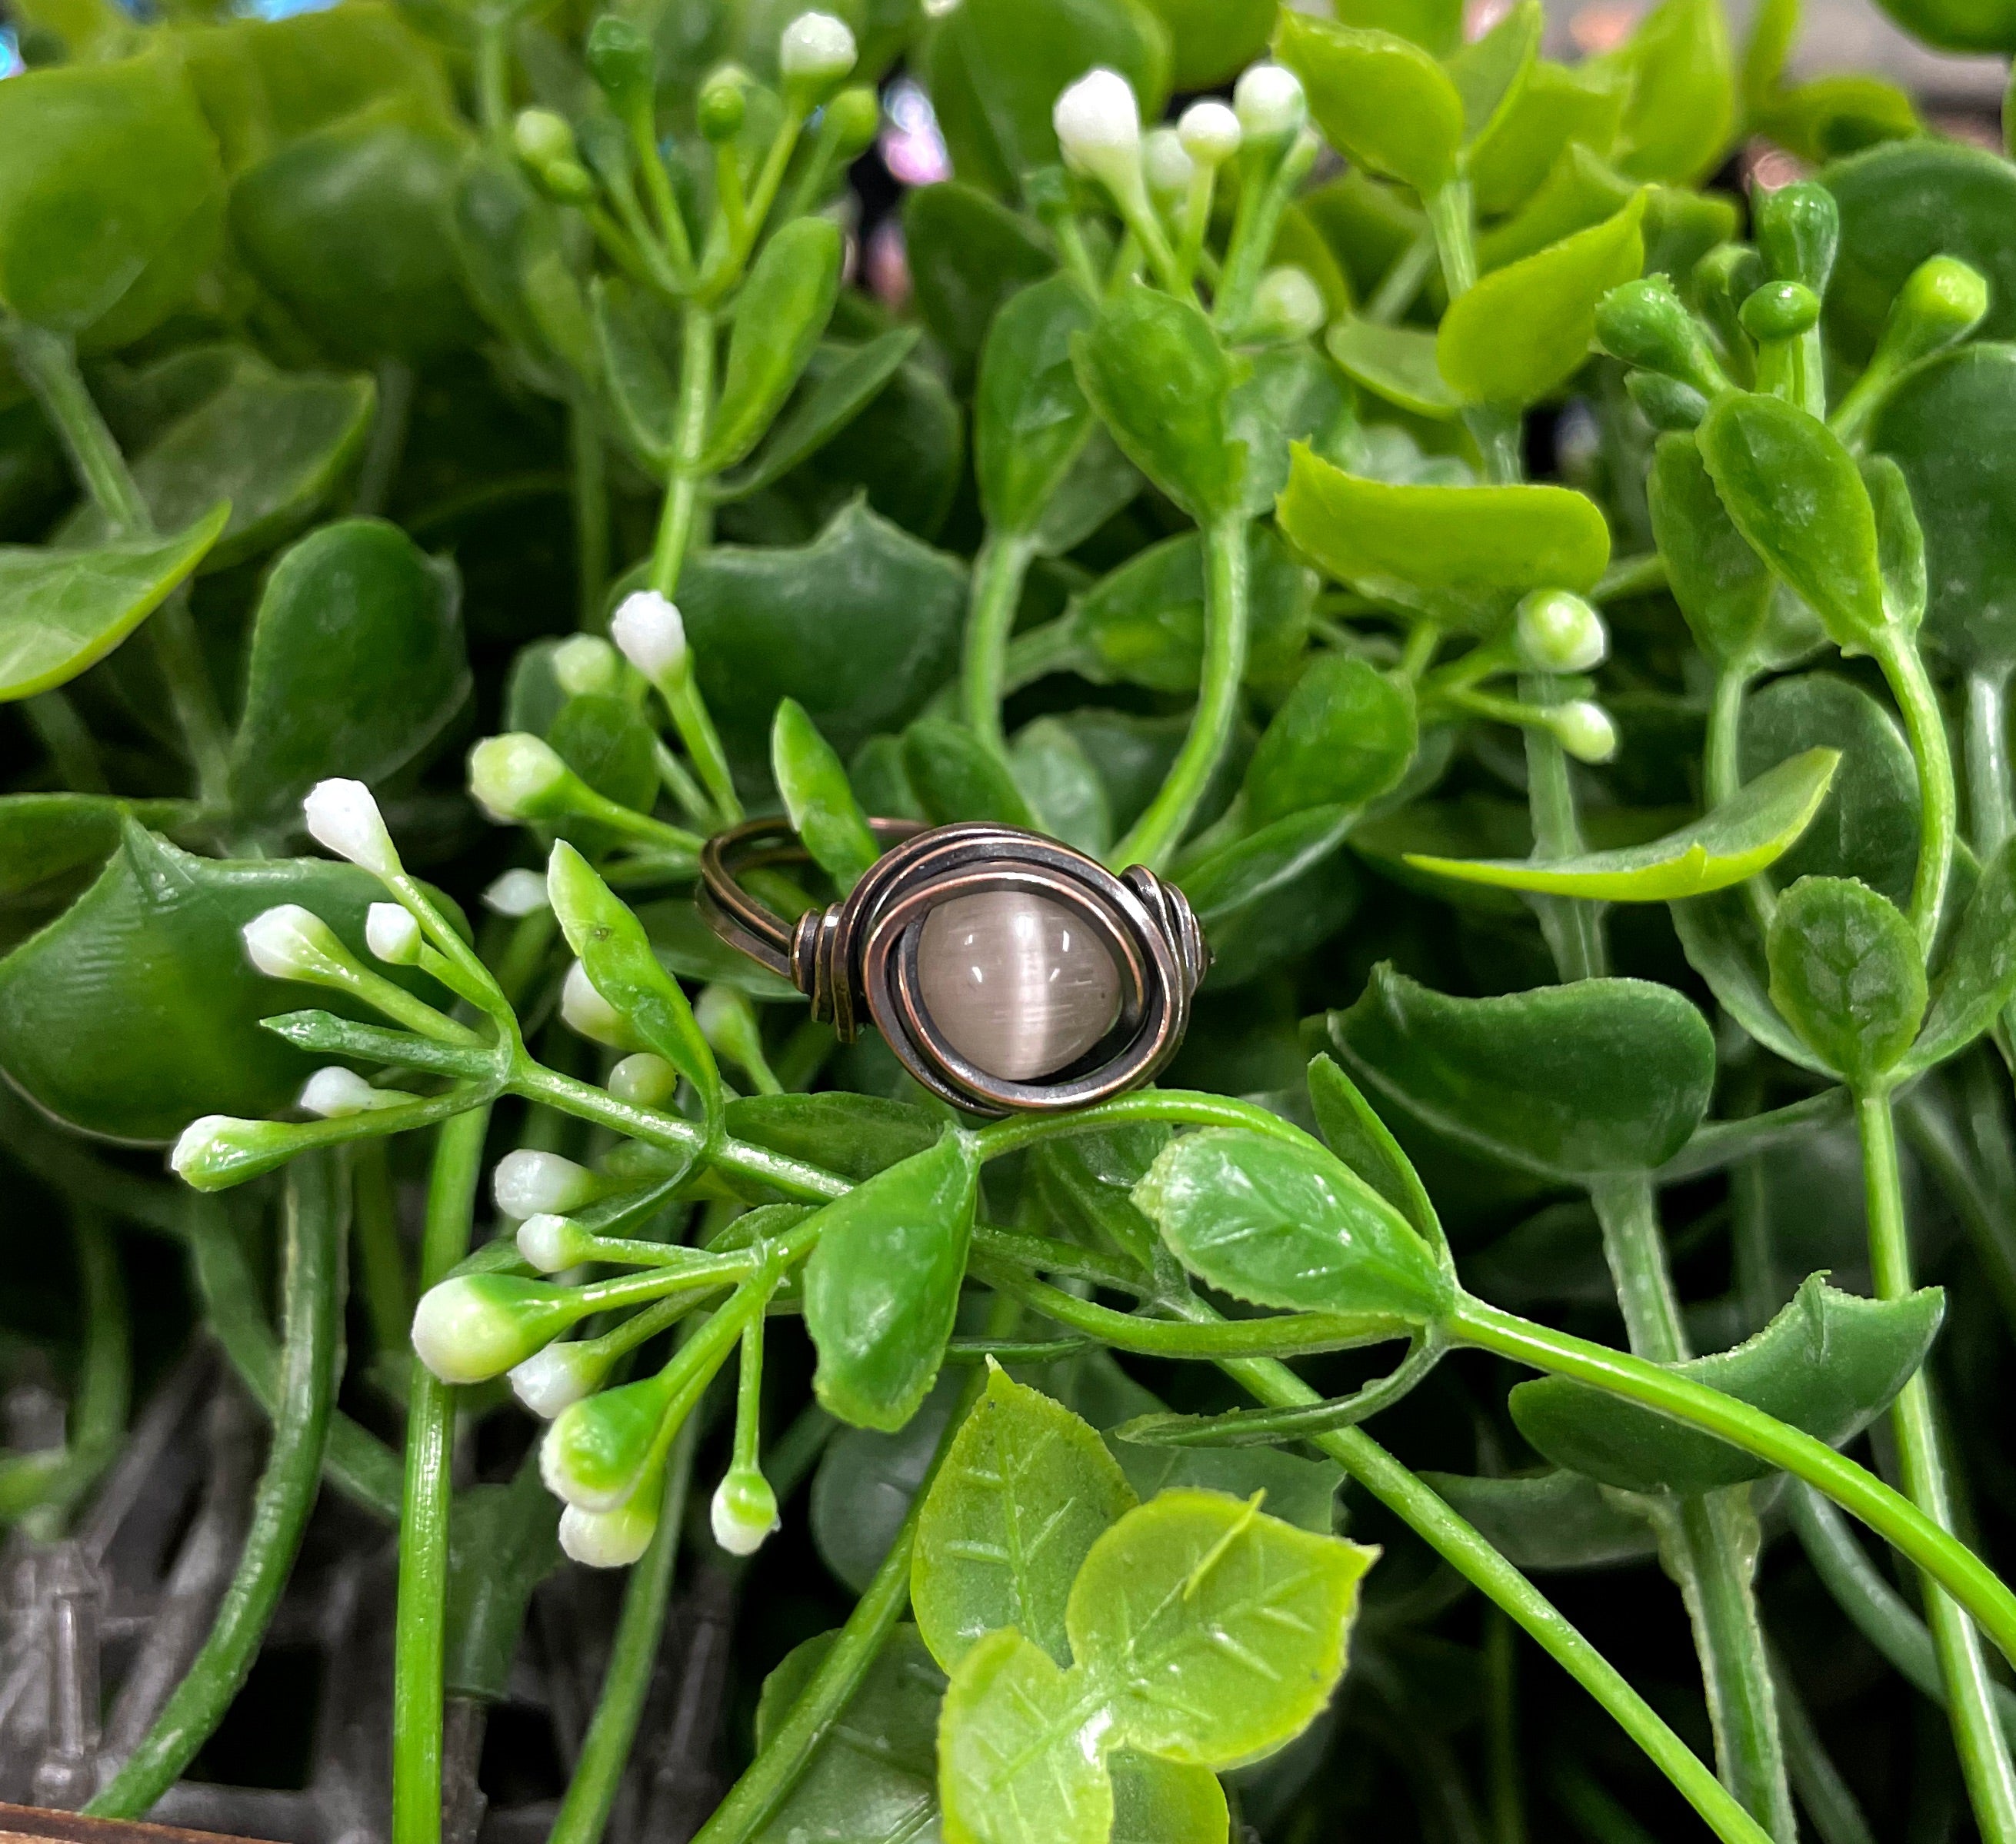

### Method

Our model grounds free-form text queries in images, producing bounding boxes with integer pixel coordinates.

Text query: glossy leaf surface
[1277,446,1610,632]
[1244,655,1416,827]
[772,697,881,892]
[1766,874,1925,1085]
[1131,1127,1452,1324]
[1509,1273,1944,1493]
[701,217,844,472]
[0,507,228,702]
[1404,747,1837,900]
[804,1133,981,1431]
[1325,965,1718,1178]
[1326,318,1460,420]
[1275,12,1464,195]
[229,520,466,825]
[1906,838,2016,1073]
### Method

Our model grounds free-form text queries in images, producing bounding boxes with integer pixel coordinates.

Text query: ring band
[697,817,1209,1116]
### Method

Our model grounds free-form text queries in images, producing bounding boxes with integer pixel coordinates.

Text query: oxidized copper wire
[697,817,1209,1116]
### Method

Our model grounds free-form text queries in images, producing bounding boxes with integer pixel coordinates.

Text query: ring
[697,817,1210,1116]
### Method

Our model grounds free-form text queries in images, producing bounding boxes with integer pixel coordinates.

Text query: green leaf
[1243,656,1417,828]
[1767,874,1924,1084]
[1404,747,1838,900]
[1445,0,1542,145]
[1509,1273,1944,1493]
[0,795,192,900]
[443,1466,558,1702]
[1178,806,1357,927]
[1072,284,1243,522]
[975,274,1101,538]
[1274,12,1465,195]
[670,500,967,778]
[1306,1053,1441,1247]
[0,506,228,702]
[1139,0,1274,84]
[1190,814,1361,991]
[1108,1440,1344,1536]
[751,1626,945,1844]
[1863,453,1926,632]
[1326,317,1460,421]
[0,822,439,1143]
[804,1131,981,1431]
[230,105,476,364]
[1469,60,1627,219]
[592,278,678,467]
[1325,964,1718,1180]
[725,1093,941,1187]
[549,842,723,1130]
[1064,1490,1371,1762]
[1420,1470,1658,1569]
[1478,141,1636,273]
[938,1491,1370,1844]
[924,0,1170,200]
[1697,389,1888,653]
[1742,671,1918,904]
[62,360,375,573]
[228,519,466,826]
[700,216,844,472]
[1602,0,1735,185]
[0,50,225,347]
[903,718,1037,827]
[1671,887,1831,1074]
[720,329,922,501]
[901,183,1052,383]
[1010,717,1113,857]
[1277,445,1611,633]
[1131,1127,1452,1325]
[1904,838,2016,1073]
[1824,141,2016,361]
[1331,0,1462,51]
[1647,431,1824,673]
[1438,196,1645,408]
[1065,525,1315,696]
[1871,347,2016,671]
[773,697,881,892]
[1756,74,1919,164]
[912,1366,1137,1669]
[638,900,801,1000]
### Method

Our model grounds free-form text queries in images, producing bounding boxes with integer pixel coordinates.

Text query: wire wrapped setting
[698,817,1209,1116]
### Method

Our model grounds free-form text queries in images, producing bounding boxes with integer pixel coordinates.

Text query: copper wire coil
[698,817,1209,1116]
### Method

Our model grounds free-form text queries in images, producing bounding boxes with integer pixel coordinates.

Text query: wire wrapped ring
[697,817,1209,1116]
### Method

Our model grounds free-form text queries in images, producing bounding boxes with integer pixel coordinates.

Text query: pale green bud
[609,1053,679,1108]
[511,1340,608,1418]
[410,1273,575,1384]
[1551,700,1619,764]
[469,734,573,823]
[553,633,625,698]
[1516,590,1608,674]
[493,1147,601,1220]
[710,1465,780,1556]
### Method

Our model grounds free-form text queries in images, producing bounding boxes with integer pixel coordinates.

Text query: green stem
[183,1197,403,1519]
[1771,1653,1877,1844]
[1854,1089,2016,1843]
[1791,1483,2016,1744]
[1365,230,1436,325]
[87,1154,342,1816]
[1591,551,1670,604]
[1588,1173,1792,1839]
[24,691,110,792]
[1214,134,1314,333]
[352,358,415,518]
[547,1415,700,1844]
[1968,665,2016,854]
[961,530,1038,754]
[352,1140,412,1359]
[1424,180,1521,484]
[476,14,510,138]
[6,319,232,807]
[651,304,715,601]
[392,1106,492,1844]
[1447,1290,2016,1668]
[691,1368,980,1844]
[1486,1609,1525,1844]
[1897,1074,2016,1339]
[1874,630,1957,952]
[16,1215,131,1537]
[1109,511,1249,870]
[1523,673,1608,981]
[1209,1339,1773,1844]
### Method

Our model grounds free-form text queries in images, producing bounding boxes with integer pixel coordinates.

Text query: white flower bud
[558,1496,657,1568]
[303,778,401,878]
[365,902,422,965]
[561,960,638,1050]
[410,1276,557,1384]
[170,1115,241,1185]
[1234,62,1305,140]
[242,904,349,983]
[609,591,688,686]
[710,1466,781,1556]
[484,868,551,917]
[469,734,571,822]
[492,1148,600,1220]
[516,1212,584,1274]
[1516,589,1609,675]
[608,1053,679,1108]
[1141,126,1194,205]
[511,1342,605,1418]
[298,1067,405,1119]
[1250,265,1326,342]
[513,108,575,169]
[1052,68,1141,196]
[778,10,856,88]
[1551,699,1619,764]
[1178,98,1241,166]
[552,633,624,698]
